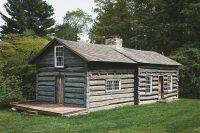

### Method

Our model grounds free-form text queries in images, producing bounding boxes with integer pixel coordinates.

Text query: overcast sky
[0,0,96,41]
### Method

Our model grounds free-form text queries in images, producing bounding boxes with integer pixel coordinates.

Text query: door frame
[55,76,65,104]
[158,76,164,100]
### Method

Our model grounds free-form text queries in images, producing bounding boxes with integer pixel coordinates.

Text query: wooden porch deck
[11,102,87,116]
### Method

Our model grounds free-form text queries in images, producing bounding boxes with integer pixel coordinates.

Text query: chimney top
[105,36,123,49]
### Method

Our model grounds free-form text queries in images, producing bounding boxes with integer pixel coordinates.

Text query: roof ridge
[56,37,156,53]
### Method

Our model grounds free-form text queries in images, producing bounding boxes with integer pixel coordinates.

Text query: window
[145,76,152,94]
[106,80,121,91]
[167,75,173,91]
[55,46,64,68]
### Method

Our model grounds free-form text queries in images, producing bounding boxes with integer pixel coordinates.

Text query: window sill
[167,90,173,92]
[55,66,64,68]
[105,89,121,93]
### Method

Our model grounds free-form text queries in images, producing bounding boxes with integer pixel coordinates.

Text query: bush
[0,64,23,106]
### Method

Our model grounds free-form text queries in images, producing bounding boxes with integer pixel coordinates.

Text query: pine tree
[0,0,55,36]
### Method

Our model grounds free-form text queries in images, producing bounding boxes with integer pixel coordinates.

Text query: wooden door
[158,76,164,99]
[56,77,64,104]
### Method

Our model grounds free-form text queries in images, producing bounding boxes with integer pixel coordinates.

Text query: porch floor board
[11,102,87,116]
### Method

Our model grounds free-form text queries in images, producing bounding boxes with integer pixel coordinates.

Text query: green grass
[0,99,200,133]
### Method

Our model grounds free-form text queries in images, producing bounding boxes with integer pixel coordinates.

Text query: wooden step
[25,109,38,115]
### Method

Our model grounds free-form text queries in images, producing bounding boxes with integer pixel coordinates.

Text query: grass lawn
[0,99,200,133]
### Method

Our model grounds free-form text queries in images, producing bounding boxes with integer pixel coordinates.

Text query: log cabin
[30,36,181,112]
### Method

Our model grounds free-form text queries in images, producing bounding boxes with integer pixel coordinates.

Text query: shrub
[0,64,23,106]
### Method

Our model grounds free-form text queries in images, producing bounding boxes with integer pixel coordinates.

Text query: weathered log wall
[138,67,179,104]
[36,43,87,107]
[87,69,135,112]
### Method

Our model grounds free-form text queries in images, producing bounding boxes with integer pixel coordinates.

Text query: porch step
[24,109,38,115]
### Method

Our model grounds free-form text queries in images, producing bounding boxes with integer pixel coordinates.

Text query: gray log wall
[138,67,179,104]
[87,69,135,112]
[36,43,87,107]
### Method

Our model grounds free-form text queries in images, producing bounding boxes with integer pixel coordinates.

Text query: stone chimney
[105,36,123,48]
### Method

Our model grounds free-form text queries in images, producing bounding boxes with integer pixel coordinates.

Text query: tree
[63,9,93,38]
[90,0,200,54]
[53,24,79,41]
[90,0,133,47]
[0,0,55,36]
[170,48,200,98]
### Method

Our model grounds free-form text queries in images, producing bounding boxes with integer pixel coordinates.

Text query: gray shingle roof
[56,38,180,66]
[56,38,136,64]
[31,38,181,66]
[116,48,181,65]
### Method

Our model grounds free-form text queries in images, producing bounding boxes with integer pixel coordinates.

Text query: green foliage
[0,99,200,132]
[53,23,79,41]
[170,48,200,98]
[0,34,48,103]
[0,0,55,36]
[63,9,93,37]
[90,0,133,47]
[53,9,92,41]
[0,64,23,105]
[91,0,200,55]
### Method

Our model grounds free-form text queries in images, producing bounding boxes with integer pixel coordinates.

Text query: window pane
[55,46,64,67]
[145,76,152,93]
[60,47,64,56]
[106,80,120,91]
[167,76,172,91]
[57,61,60,66]
[58,57,62,61]
[145,88,150,93]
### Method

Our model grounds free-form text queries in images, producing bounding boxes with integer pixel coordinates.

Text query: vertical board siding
[88,69,135,112]
[36,43,87,107]
[138,67,179,104]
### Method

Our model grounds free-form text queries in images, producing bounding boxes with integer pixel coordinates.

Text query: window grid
[145,76,152,94]
[55,46,64,67]
[167,76,173,91]
[106,80,121,91]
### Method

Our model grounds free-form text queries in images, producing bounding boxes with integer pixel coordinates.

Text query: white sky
[0,0,96,41]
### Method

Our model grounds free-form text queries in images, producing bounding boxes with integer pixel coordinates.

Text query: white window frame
[167,75,173,92]
[54,46,64,68]
[145,76,152,94]
[106,79,121,92]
